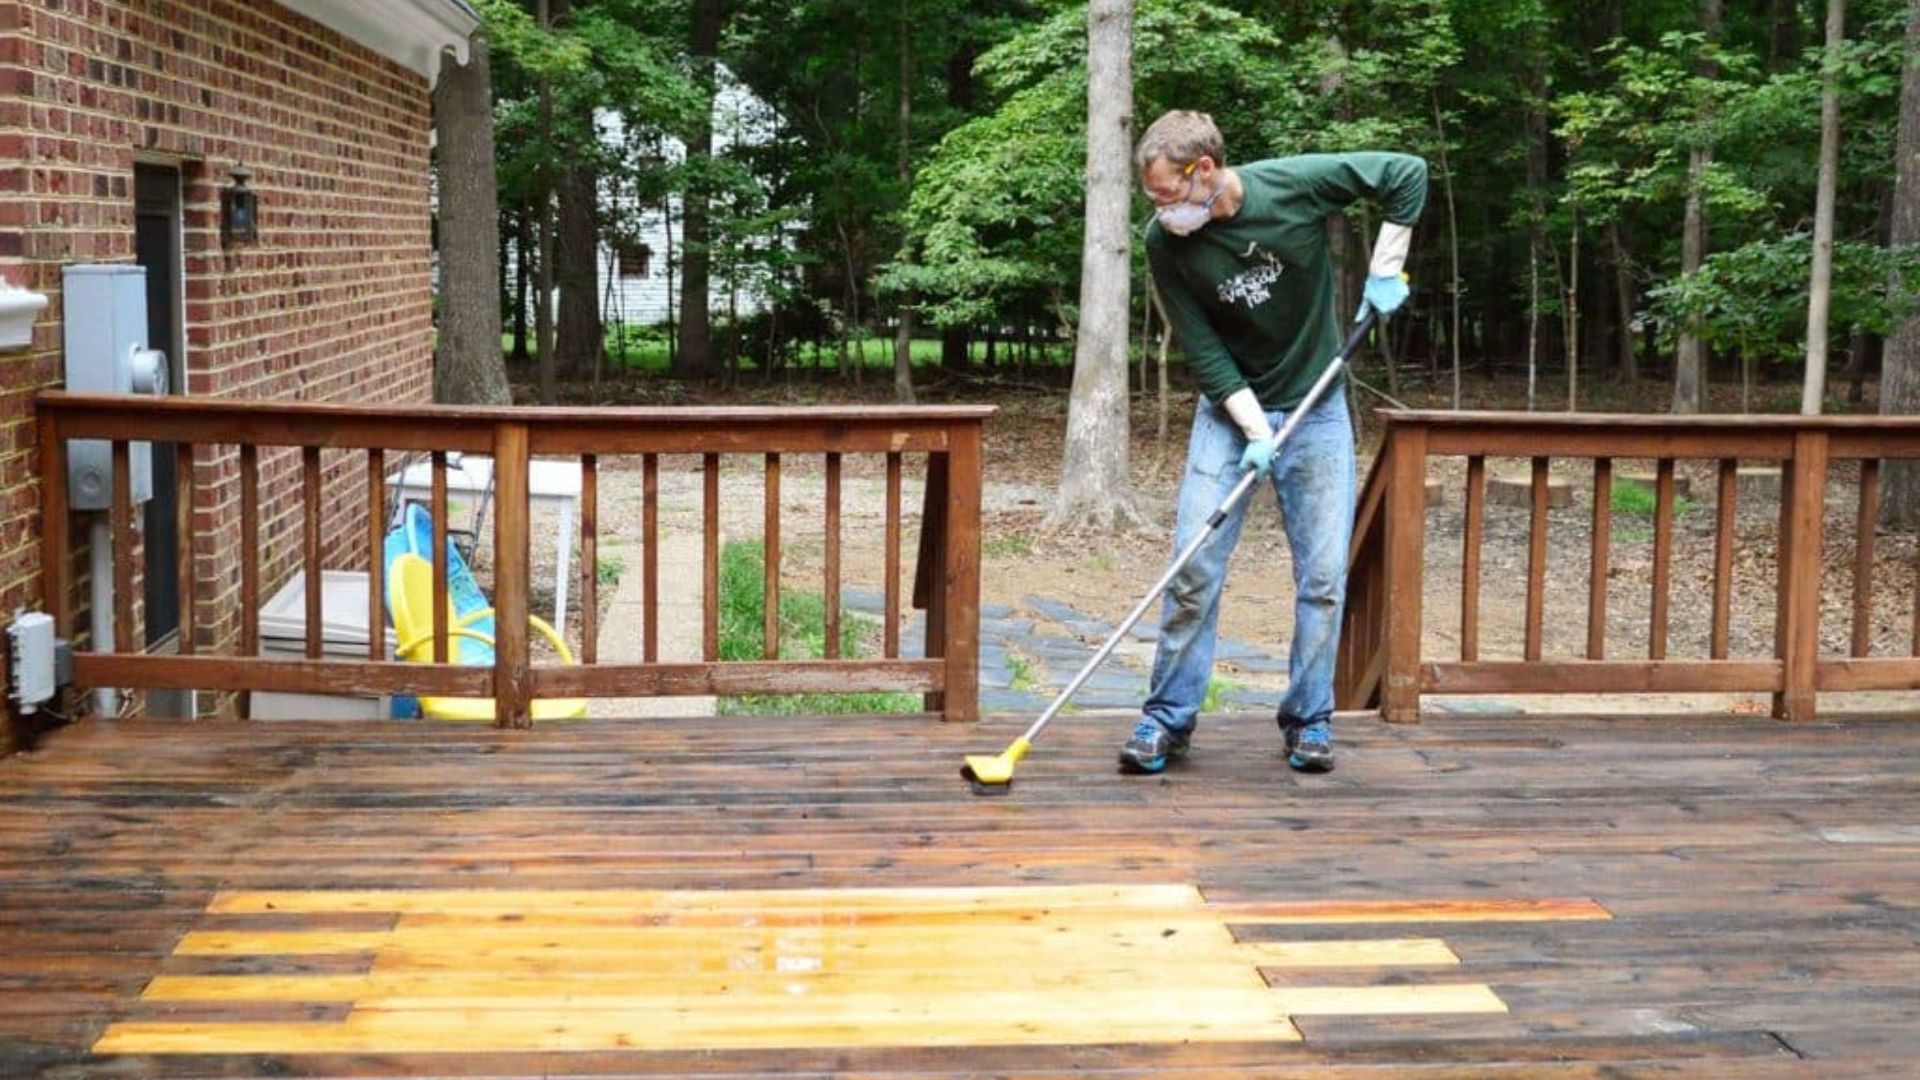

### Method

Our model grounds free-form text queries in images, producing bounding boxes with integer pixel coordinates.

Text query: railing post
[1773,430,1827,722]
[1382,421,1427,723]
[37,416,68,646]
[940,420,982,723]
[493,422,532,728]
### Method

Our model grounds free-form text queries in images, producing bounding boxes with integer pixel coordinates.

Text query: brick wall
[0,0,438,734]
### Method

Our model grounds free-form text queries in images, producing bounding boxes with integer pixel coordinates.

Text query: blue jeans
[1141,386,1355,735]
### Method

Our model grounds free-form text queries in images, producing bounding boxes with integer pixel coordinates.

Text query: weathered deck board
[0,709,1914,1077]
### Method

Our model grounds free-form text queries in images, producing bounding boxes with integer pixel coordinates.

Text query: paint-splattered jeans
[1141,384,1355,736]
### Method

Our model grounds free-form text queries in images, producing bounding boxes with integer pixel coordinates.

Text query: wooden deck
[0,709,1915,1077]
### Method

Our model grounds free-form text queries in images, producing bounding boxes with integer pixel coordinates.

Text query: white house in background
[596,66,793,331]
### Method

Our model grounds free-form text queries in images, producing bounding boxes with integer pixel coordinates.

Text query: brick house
[0,0,478,736]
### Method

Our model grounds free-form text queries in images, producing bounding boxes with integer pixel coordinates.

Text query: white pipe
[88,518,118,717]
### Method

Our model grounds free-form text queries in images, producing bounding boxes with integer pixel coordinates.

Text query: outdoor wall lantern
[221,164,259,246]
[0,277,49,351]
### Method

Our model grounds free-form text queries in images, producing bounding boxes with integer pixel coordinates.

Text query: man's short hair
[1134,110,1227,172]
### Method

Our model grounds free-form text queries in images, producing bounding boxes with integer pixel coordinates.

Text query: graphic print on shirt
[1217,244,1286,310]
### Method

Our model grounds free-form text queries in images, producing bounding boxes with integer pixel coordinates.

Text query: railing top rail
[38,392,997,426]
[1379,409,1920,432]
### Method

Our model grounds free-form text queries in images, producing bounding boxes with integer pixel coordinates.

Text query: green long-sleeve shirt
[1146,152,1428,410]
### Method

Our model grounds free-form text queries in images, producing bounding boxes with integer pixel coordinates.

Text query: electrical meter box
[61,264,168,510]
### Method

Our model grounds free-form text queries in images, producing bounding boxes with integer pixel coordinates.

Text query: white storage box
[250,570,398,720]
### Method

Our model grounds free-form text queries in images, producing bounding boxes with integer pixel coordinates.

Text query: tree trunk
[1608,222,1637,381]
[431,30,509,406]
[1802,0,1845,416]
[555,163,602,379]
[1432,90,1463,409]
[1882,0,1920,527]
[672,0,723,380]
[1045,0,1145,531]
[510,207,530,363]
[1674,0,1721,415]
[533,0,560,404]
[892,0,917,404]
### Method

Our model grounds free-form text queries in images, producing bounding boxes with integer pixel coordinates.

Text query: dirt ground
[513,365,1920,716]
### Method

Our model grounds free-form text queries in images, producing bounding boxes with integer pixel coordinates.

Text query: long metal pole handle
[1014,311,1379,745]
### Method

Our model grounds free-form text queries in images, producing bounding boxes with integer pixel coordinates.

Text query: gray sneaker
[1281,717,1334,773]
[1118,719,1190,774]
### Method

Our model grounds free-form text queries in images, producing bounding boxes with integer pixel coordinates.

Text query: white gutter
[276,0,480,85]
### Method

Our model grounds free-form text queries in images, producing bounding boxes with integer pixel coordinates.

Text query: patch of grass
[1201,676,1241,714]
[716,540,922,716]
[596,553,626,587]
[1611,483,1693,519]
[984,532,1034,558]
[1005,649,1039,693]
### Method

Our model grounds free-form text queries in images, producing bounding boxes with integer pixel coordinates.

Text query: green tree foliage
[469,0,1917,405]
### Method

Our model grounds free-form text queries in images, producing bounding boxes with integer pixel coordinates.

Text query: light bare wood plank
[1236,939,1460,968]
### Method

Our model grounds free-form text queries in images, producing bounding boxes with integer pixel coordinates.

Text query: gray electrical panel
[61,265,168,510]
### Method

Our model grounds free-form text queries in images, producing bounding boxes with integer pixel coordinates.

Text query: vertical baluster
[764,453,781,660]
[111,440,134,657]
[239,444,259,719]
[940,426,983,723]
[1382,428,1428,723]
[1524,456,1548,662]
[885,451,902,659]
[431,451,449,664]
[1712,460,1737,660]
[175,442,195,657]
[703,453,719,663]
[303,446,322,661]
[1461,456,1484,662]
[366,449,385,661]
[492,423,531,727]
[1853,459,1880,658]
[1588,458,1612,660]
[240,445,259,658]
[38,416,68,644]
[1774,433,1827,721]
[643,453,659,664]
[1650,458,1675,661]
[581,454,598,665]
[824,453,842,661]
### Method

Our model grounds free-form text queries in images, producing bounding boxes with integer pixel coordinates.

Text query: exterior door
[134,165,186,713]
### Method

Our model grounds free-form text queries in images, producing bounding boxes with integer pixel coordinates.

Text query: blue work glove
[1238,435,1278,477]
[1354,273,1410,322]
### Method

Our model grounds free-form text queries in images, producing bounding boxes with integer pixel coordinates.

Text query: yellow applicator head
[959,737,1030,796]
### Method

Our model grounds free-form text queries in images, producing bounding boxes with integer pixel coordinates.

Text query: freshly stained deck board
[0,712,1914,1076]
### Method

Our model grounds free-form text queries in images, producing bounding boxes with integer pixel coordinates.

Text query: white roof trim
[277,0,480,85]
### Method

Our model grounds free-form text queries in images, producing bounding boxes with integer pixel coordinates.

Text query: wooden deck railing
[35,394,992,726]
[1339,411,1920,723]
